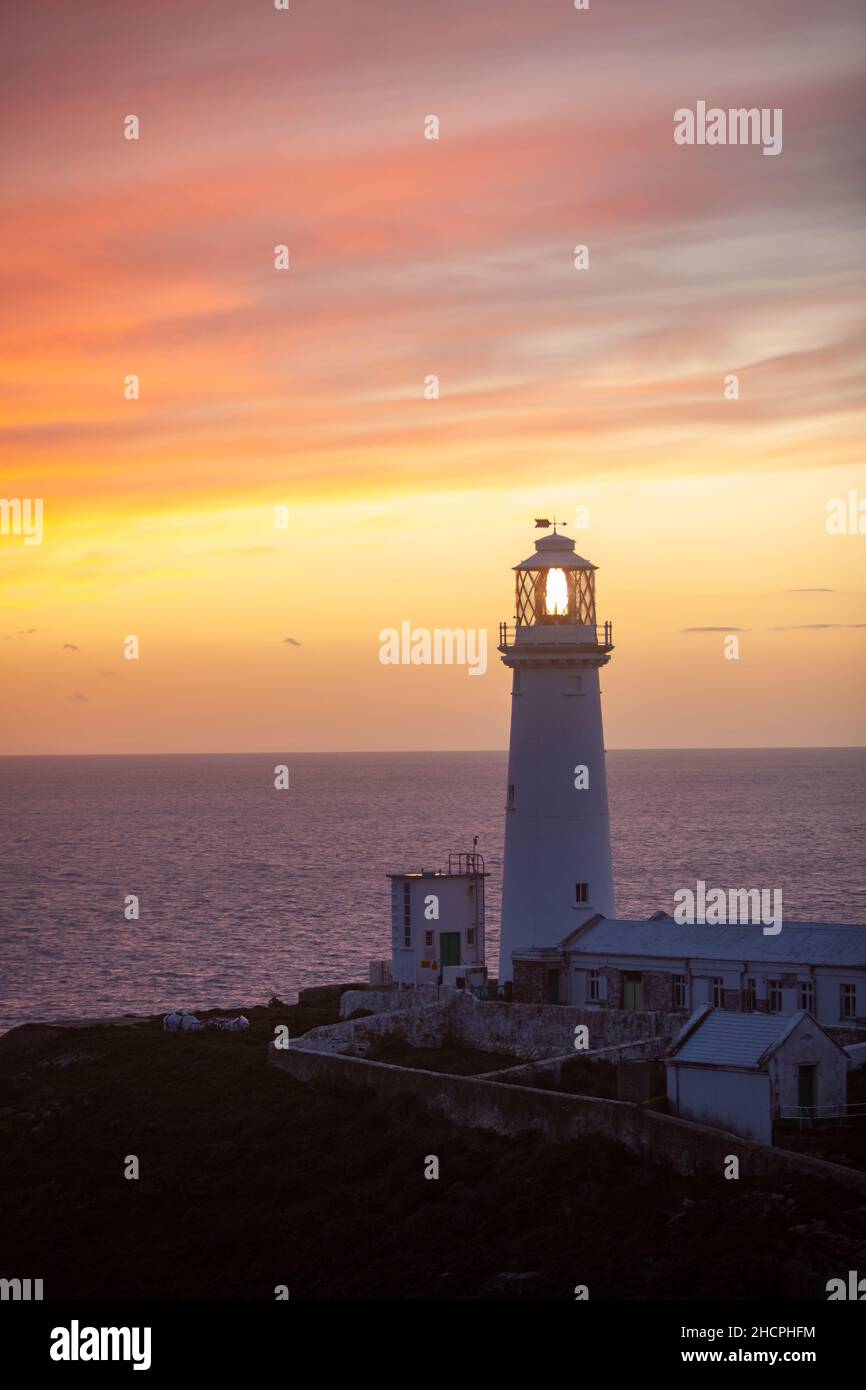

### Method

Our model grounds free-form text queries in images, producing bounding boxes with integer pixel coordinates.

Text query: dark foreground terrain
[2,1000,865,1301]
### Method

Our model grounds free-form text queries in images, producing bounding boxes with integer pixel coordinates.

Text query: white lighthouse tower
[498,525,615,983]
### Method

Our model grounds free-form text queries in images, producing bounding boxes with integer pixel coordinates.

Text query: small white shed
[666,1006,848,1145]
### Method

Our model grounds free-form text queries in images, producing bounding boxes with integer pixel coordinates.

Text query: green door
[623,973,644,1011]
[440,932,461,967]
[798,1065,816,1110]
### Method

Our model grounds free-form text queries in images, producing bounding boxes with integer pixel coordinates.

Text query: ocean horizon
[2,746,864,1032]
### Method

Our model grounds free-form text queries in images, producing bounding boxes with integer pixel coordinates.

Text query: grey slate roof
[668,1006,807,1068]
[561,916,866,967]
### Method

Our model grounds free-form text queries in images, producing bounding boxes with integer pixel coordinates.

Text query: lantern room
[513,530,597,627]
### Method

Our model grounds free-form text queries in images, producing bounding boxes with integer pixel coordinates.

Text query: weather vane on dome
[533,516,568,533]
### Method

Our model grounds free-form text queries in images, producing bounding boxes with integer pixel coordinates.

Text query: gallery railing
[498,621,613,649]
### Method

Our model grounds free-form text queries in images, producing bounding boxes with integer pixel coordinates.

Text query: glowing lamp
[545,568,569,616]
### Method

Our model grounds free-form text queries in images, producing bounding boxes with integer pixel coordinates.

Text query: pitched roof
[561,915,866,967]
[667,1006,838,1068]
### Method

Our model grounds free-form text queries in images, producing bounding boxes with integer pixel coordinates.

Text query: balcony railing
[498,620,613,649]
[448,851,486,875]
[778,1102,866,1128]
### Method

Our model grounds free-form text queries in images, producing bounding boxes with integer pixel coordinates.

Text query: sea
[0,749,864,1032]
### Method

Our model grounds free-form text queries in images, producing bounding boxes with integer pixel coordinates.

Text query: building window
[673,974,688,1009]
[588,970,601,1002]
[424,930,434,948]
[711,977,724,1008]
[575,882,589,904]
[799,980,814,1014]
[507,784,516,810]
[767,980,782,1013]
[467,928,475,946]
[403,883,412,947]
[841,983,856,1020]
[743,978,756,1011]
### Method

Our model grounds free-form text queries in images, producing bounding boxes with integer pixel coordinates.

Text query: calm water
[0,749,864,1031]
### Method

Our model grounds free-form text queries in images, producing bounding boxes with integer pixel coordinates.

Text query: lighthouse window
[403,883,412,946]
[575,882,589,904]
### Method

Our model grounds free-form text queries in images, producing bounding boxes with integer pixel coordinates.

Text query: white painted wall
[667,1065,772,1144]
[499,650,614,980]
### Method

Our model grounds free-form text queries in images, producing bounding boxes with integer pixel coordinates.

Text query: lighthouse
[498,526,615,983]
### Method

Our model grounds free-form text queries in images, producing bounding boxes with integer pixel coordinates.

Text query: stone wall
[291,1001,452,1056]
[268,1043,866,1194]
[339,986,438,1020]
[601,966,623,1010]
[616,1060,666,1103]
[513,960,547,1005]
[643,971,675,1012]
[304,994,683,1062]
[452,998,680,1058]
[476,1035,667,1086]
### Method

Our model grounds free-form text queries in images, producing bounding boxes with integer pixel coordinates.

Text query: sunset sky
[1,0,864,754]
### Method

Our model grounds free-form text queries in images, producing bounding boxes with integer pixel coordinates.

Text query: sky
[1,0,864,754]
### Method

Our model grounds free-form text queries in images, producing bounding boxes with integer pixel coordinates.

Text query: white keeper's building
[513,913,866,1029]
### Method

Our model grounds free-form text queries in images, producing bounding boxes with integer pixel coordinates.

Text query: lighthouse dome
[514,532,597,572]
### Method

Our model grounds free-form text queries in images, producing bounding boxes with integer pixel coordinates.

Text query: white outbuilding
[665,1005,849,1145]
[387,851,488,991]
